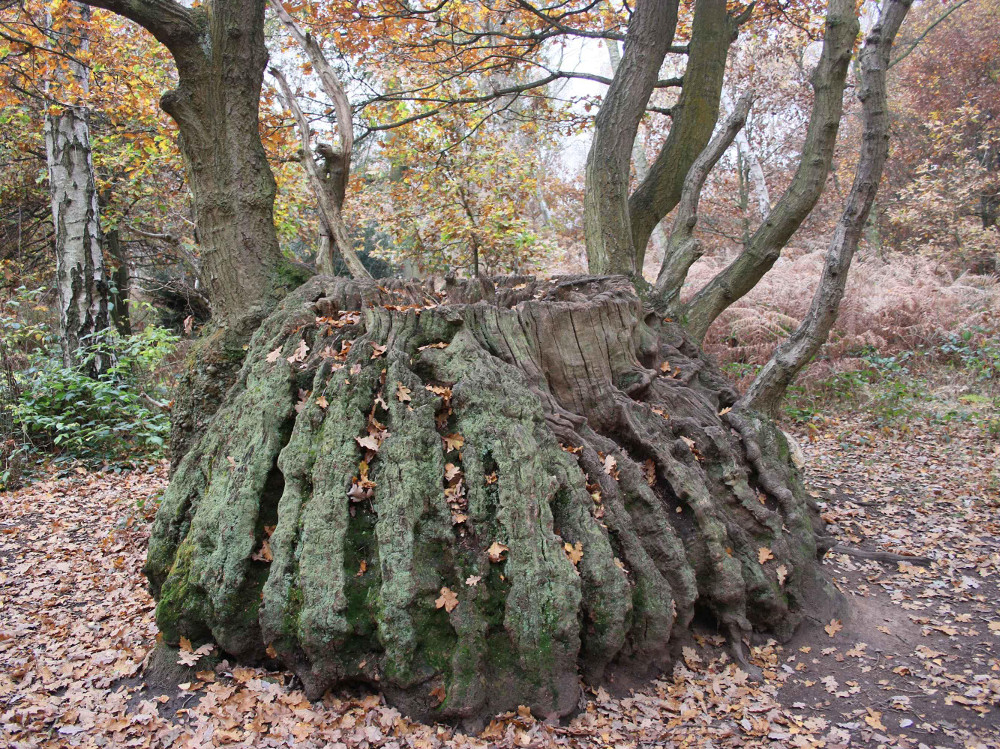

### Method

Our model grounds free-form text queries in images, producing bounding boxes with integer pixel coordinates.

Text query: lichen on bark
[146,275,836,726]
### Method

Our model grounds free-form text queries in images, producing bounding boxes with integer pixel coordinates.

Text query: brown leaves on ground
[1,413,998,749]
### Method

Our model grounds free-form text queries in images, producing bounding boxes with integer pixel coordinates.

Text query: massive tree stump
[146,275,835,726]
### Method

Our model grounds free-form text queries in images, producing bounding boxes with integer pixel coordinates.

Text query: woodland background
[0,0,997,482]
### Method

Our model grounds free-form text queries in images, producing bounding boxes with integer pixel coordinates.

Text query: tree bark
[146,275,838,729]
[654,95,753,307]
[81,0,287,324]
[268,0,371,281]
[270,68,371,281]
[44,1,114,376]
[583,0,679,276]
[606,40,668,266]
[741,0,911,415]
[681,0,860,343]
[627,0,740,268]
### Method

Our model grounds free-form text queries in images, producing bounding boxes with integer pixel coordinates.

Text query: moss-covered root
[145,274,838,727]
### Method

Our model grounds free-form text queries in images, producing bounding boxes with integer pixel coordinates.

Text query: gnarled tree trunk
[147,275,836,727]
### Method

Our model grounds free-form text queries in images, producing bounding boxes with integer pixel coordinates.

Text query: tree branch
[654,94,753,306]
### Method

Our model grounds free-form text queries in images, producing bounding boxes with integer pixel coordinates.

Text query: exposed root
[830,545,932,566]
[146,275,838,726]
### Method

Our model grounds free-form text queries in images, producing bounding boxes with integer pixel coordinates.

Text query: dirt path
[1,418,997,748]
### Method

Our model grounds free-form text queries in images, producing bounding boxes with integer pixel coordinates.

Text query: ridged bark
[146,275,836,727]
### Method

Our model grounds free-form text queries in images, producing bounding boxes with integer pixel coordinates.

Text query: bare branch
[654,94,753,306]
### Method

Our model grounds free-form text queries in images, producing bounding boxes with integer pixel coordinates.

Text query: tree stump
[146,275,836,726]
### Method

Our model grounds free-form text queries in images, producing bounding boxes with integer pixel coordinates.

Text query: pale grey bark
[721,88,770,217]
[741,0,911,415]
[267,0,370,279]
[682,0,860,342]
[654,95,753,307]
[44,2,113,375]
[270,68,371,280]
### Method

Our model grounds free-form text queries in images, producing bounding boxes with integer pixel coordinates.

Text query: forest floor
[1,409,998,748]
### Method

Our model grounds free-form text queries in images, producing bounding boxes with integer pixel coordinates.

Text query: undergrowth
[1,287,178,487]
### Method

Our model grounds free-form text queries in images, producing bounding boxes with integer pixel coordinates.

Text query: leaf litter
[0,413,997,747]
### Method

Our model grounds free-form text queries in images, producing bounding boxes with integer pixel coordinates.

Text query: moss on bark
[145,275,836,727]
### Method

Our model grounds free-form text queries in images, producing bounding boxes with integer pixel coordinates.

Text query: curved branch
[654,94,753,306]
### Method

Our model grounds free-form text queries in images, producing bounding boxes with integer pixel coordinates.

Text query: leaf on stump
[435,586,459,613]
[487,541,509,563]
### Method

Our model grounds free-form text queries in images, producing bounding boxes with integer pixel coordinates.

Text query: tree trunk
[654,95,753,307]
[628,0,739,267]
[106,228,132,337]
[146,275,837,728]
[44,3,114,377]
[583,0,679,276]
[83,0,288,324]
[681,0,860,342]
[741,0,911,415]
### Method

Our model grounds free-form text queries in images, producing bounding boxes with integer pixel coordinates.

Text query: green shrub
[6,300,178,469]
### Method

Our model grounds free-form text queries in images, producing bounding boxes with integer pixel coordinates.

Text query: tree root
[829,545,932,566]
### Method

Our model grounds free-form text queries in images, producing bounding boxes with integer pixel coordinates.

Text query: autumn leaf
[251,538,273,563]
[864,709,886,731]
[417,342,449,350]
[435,586,458,613]
[564,541,584,566]
[355,434,382,452]
[429,685,446,704]
[465,575,481,587]
[444,463,461,482]
[825,619,843,637]
[487,541,508,563]
[286,339,309,364]
[266,347,283,364]
[776,564,788,586]
[316,395,329,409]
[442,433,464,451]
[369,342,387,358]
[758,547,774,565]
[395,382,412,402]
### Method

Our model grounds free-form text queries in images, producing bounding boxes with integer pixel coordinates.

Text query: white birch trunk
[44,2,113,375]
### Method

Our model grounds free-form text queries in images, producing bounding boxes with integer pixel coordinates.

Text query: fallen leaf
[465,575,481,587]
[443,433,464,451]
[316,395,329,410]
[564,542,584,566]
[266,347,283,364]
[435,586,459,613]
[825,619,843,637]
[758,547,774,565]
[776,564,788,586]
[396,382,412,402]
[487,541,509,563]
[370,342,387,358]
[287,339,309,364]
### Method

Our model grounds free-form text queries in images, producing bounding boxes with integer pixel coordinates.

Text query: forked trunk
[146,276,837,727]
